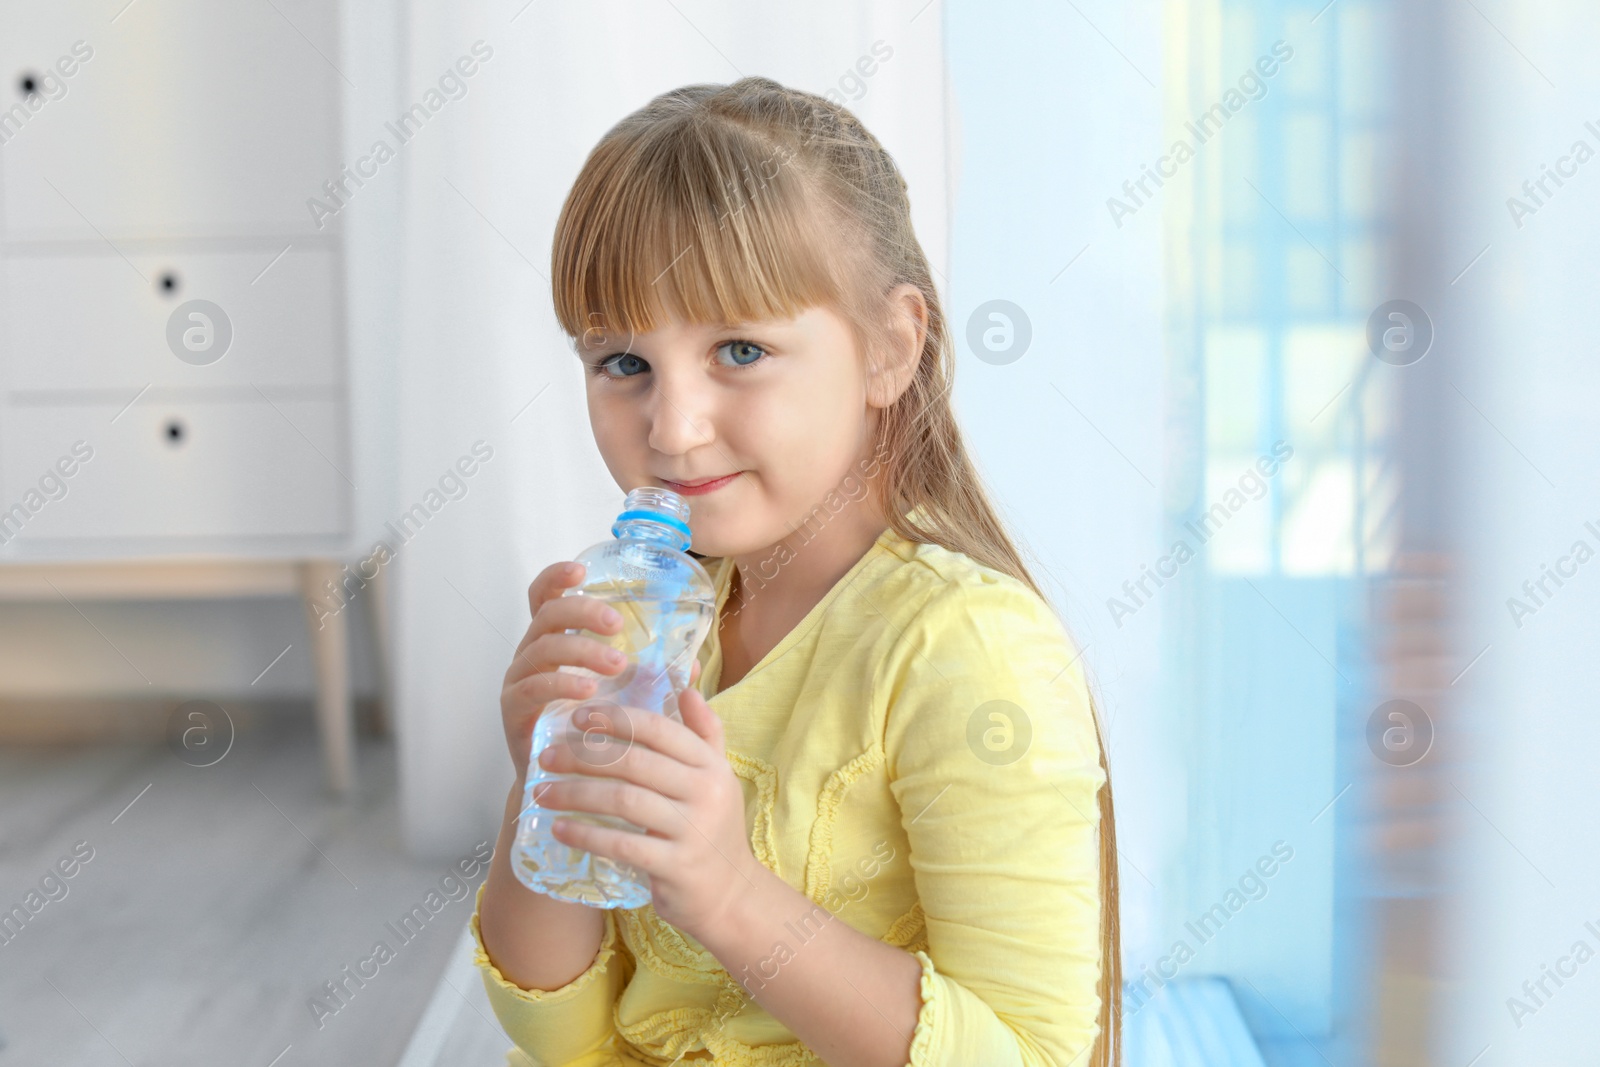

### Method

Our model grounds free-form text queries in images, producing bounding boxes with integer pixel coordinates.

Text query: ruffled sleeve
[882,573,1106,1066]
[469,881,637,1066]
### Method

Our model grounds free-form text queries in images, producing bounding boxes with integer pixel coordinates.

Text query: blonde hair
[551,76,1121,1066]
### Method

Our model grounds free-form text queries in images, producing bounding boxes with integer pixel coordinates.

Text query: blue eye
[718,340,767,369]
[596,352,648,379]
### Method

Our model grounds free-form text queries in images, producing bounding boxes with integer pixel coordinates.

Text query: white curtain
[376,0,952,856]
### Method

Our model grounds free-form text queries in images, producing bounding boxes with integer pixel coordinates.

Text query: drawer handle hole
[164,419,187,447]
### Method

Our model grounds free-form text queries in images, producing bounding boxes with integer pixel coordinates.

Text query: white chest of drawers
[0,1,366,792]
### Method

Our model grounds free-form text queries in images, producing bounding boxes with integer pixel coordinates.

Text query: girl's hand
[531,683,764,942]
[500,560,701,782]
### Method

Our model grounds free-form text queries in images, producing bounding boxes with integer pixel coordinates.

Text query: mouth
[659,472,742,496]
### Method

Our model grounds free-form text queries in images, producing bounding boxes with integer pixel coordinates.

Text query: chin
[684,516,776,561]
[684,528,743,561]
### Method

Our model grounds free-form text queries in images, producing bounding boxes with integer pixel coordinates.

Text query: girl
[474,77,1119,1067]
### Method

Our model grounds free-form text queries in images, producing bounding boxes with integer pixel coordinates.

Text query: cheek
[733,393,832,486]
[735,390,806,451]
[751,384,866,490]
[587,392,640,472]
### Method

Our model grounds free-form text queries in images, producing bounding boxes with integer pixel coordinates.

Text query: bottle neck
[614,518,689,551]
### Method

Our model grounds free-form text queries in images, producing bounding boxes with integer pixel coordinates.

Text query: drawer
[2,247,342,393]
[0,398,348,541]
[0,0,340,240]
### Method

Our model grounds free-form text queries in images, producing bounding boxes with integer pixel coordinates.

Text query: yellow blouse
[471,522,1106,1066]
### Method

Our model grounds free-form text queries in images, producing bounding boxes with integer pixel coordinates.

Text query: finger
[505,668,600,715]
[534,777,684,838]
[550,815,670,875]
[690,658,702,686]
[577,700,714,771]
[514,595,624,678]
[528,560,584,618]
[676,686,725,757]
[505,673,597,775]
[514,562,589,658]
[505,635,621,697]
[524,633,630,679]
[534,592,627,643]
[536,713,699,800]
[506,630,547,680]
[508,630,620,687]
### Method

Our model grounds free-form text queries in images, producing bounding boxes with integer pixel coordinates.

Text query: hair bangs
[552,117,855,347]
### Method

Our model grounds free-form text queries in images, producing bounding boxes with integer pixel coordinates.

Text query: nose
[645,366,717,457]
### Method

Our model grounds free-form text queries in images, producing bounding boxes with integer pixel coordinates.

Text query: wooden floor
[0,700,508,1067]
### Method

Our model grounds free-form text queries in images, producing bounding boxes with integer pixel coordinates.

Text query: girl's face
[579,305,883,559]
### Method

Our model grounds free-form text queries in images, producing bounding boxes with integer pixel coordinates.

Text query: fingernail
[608,649,625,665]
[602,608,622,626]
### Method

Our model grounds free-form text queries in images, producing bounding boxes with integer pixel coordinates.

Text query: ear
[866,282,928,410]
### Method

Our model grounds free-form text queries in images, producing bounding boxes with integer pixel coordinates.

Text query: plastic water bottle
[512,487,716,908]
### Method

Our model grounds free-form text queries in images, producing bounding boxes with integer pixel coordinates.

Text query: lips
[659,472,741,495]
